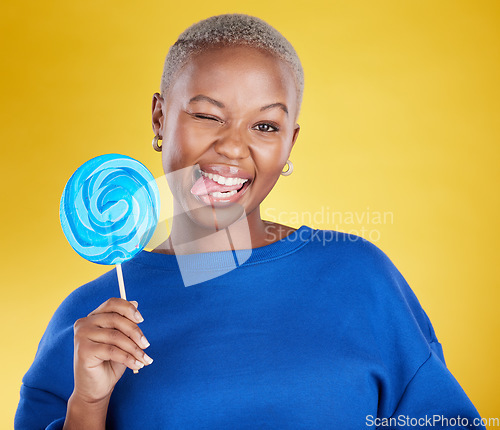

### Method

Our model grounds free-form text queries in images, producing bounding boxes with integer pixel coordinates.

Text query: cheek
[249,144,289,199]
[252,142,289,177]
[162,125,212,173]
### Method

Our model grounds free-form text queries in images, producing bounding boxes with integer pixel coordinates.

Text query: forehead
[170,46,297,107]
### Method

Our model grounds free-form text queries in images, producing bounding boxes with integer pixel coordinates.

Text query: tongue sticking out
[191,176,244,196]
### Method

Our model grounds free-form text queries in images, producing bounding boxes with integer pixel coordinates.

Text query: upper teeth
[200,170,249,186]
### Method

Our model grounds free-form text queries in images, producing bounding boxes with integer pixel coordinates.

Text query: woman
[15,13,484,429]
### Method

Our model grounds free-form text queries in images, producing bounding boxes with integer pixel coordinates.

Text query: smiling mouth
[190,167,252,204]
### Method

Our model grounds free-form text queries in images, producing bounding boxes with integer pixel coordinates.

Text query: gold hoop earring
[281,160,293,176]
[152,135,162,152]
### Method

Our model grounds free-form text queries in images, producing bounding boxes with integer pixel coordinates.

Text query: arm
[63,393,111,430]
[15,297,152,429]
[15,386,111,430]
[379,349,486,430]
[352,237,485,429]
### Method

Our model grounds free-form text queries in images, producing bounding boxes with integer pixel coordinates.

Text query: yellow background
[1,0,499,426]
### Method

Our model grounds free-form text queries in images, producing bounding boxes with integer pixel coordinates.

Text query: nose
[213,127,251,160]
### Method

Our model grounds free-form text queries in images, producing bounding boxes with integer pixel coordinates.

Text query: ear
[290,123,300,149]
[152,92,165,137]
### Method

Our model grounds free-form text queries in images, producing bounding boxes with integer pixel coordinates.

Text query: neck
[154,204,278,255]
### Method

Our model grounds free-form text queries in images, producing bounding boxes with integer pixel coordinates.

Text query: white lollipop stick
[116,263,140,374]
[116,263,127,301]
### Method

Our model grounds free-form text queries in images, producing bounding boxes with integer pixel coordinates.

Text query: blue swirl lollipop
[60,154,160,304]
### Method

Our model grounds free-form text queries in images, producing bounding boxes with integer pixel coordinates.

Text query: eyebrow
[188,94,288,116]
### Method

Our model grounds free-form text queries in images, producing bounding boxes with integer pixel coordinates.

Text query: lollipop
[60,153,160,370]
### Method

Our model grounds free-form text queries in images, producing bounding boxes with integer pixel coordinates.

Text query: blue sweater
[15,226,485,429]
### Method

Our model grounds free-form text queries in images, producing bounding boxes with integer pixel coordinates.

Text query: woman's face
[152,45,300,229]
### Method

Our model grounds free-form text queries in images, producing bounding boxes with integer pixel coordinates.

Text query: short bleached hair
[160,13,304,119]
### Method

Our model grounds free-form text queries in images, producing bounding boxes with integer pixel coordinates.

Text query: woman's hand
[70,297,153,405]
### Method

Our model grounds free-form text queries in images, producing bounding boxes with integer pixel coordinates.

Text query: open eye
[254,123,279,133]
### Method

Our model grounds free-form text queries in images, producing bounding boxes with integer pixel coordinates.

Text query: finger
[87,328,153,367]
[87,297,144,323]
[87,340,146,371]
[129,300,138,309]
[85,312,150,350]
[88,297,143,322]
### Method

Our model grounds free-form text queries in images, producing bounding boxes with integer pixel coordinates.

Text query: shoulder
[304,227,439,345]
[49,268,119,330]
[306,227,403,280]
[303,227,397,274]
[35,268,119,343]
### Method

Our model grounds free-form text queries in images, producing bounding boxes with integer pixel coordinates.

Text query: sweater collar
[130,225,313,271]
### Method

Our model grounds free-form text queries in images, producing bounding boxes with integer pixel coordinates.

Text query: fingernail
[135,360,144,369]
[143,353,153,365]
[130,301,138,308]
[140,336,150,348]
[135,311,144,322]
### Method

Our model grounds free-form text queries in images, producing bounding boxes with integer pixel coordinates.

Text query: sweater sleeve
[14,274,114,430]
[15,384,67,429]
[351,237,486,429]
[378,349,486,430]
[14,299,76,430]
